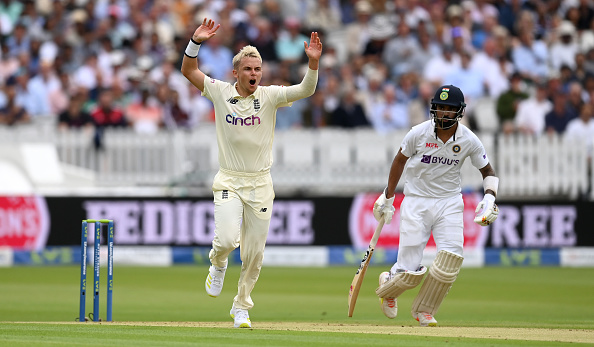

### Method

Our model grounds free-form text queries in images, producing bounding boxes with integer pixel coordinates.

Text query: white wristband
[185,39,201,58]
[483,176,499,197]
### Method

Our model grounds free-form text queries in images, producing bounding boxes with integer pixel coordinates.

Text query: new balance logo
[222,190,228,199]
[260,208,267,212]
[226,97,238,104]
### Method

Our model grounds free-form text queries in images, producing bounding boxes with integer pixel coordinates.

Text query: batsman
[373,84,499,326]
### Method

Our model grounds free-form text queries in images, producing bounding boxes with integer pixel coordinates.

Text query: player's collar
[232,82,257,99]
[427,121,465,141]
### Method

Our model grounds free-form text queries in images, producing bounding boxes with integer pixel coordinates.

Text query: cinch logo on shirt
[421,155,460,166]
[425,143,439,148]
[226,114,261,126]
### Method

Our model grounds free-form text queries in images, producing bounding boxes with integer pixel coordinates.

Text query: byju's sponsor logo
[226,114,261,126]
[421,155,459,166]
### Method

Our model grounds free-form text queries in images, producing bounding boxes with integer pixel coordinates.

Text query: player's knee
[437,241,463,256]
[214,233,239,252]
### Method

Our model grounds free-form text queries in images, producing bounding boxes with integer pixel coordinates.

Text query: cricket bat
[347,219,385,317]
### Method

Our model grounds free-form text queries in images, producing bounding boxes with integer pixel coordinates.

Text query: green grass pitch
[0,265,593,346]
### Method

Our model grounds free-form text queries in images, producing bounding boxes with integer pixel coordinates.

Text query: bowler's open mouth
[250,79,256,85]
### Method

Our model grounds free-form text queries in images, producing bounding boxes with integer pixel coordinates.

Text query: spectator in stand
[274,76,307,130]
[579,21,594,54]
[0,0,24,32]
[574,0,594,31]
[382,20,418,79]
[276,16,308,64]
[0,78,29,125]
[408,80,433,126]
[565,102,594,197]
[91,89,126,128]
[362,15,395,63]
[125,85,163,134]
[572,52,589,85]
[410,22,441,75]
[27,59,61,116]
[471,37,509,99]
[469,8,500,50]
[303,0,342,33]
[72,53,101,100]
[498,0,524,36]
[197,33,234,82]
[584,74,594,99]
[0,42,19,83]
[360,71,386,118]
[158,85,194,131]
[395,72,418,104]
[549,21,578,71]
[12,66,51,118]
[91,88,127,149]
[423,44,460,89]
[344,0,373,60]
[57,92,93,132]
[444,50,485,117]
[302,90,329,128]
[514,81,553,136]
[369,83,409,133]
[511,28,548,83]
[5,22,30,57]
[248,17,278,63]
[187,86,214,125]
[329,87,370,128]
[320,73,341,115]
[545,92,578,134]
[565,102,594,143]
[566,81,585,115]
[393,0,431,30]
[496,72,529,134]
[149,58,191,111]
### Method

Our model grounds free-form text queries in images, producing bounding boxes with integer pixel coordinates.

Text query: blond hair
[232,45,262,70]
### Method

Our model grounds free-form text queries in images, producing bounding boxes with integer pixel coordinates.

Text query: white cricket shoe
[230,305,251,328]
[205,265,226,297]
[414,312,437,327]
[378,272,397,318]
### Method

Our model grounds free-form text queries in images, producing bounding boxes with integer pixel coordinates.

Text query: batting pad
[375,266,427,298]
[411,250,464,316]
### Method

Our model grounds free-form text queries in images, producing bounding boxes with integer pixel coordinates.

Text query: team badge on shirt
[453,145,461,153]
[254,99,260,112]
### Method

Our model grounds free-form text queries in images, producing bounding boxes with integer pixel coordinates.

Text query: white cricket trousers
[209,168,275,310]
[392,194,464,273]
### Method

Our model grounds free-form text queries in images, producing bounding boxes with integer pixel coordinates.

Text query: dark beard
[436,118,456,129]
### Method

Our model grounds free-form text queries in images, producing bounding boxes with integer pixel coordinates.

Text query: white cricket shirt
[202,75,292,173]
[400,120,489,198]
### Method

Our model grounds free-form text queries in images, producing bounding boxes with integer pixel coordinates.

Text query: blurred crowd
[0,0,593,144]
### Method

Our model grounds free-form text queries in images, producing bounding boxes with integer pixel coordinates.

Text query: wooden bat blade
[347,219,385,317]
[347,247,374,317]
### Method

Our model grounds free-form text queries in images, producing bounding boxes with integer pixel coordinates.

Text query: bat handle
[369,219,385,248]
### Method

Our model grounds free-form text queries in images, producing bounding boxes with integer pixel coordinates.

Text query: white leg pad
[411,250,464,317]
[375,266,427,298]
